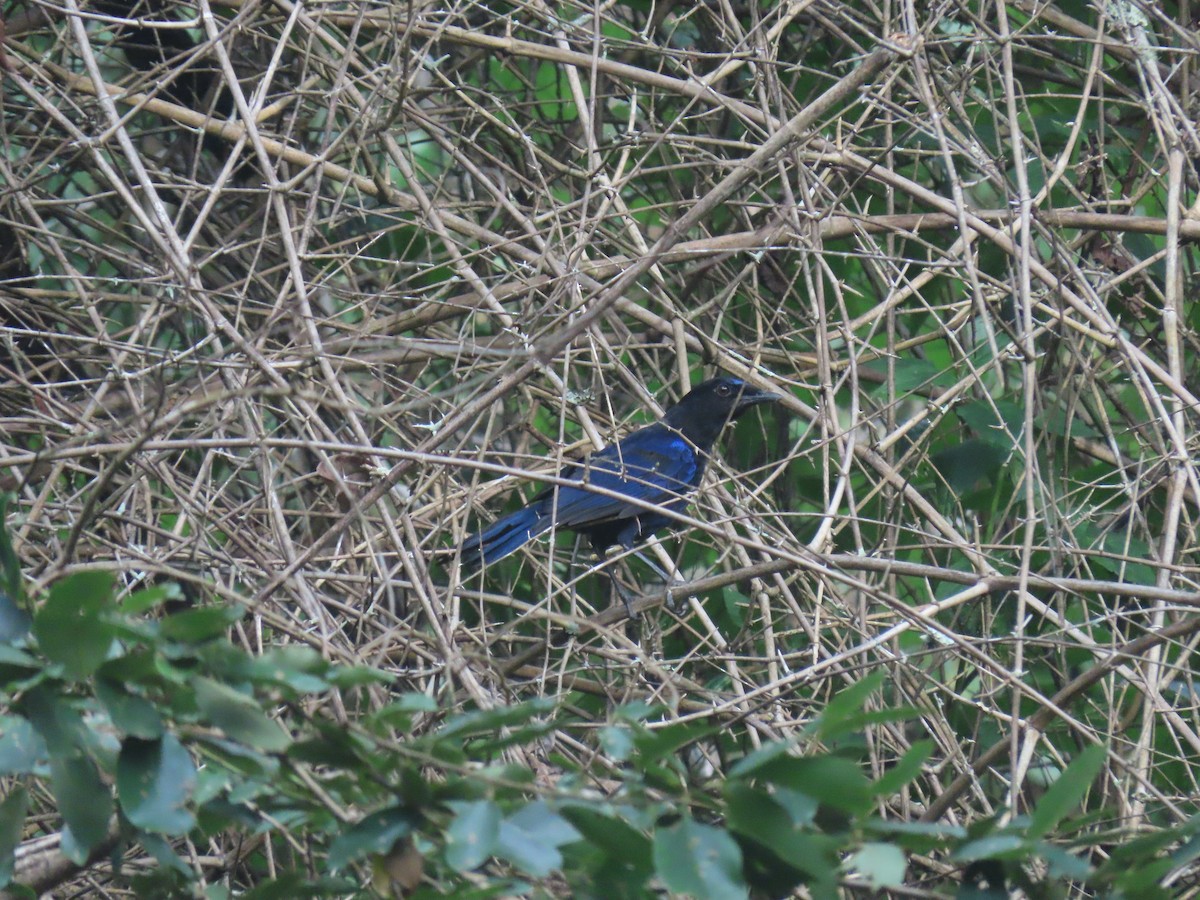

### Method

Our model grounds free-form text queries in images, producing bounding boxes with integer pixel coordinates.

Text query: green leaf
[871,740,933,797]
[0,785,28,886]
[598,725,635,762]
[955,400,1024,446]
[1039,405,1097,439]
[1169,823,1200,869]
[726,784,813,871]
[754,755,873,815]
[1038,842,1092,880]
[445,800,501,872]
[436,698,556,741]
[559,806,652,876]
[811,671,885,739]
[117,734,197,835]
[890,358,948,393]
[866,819,966,840]
[366,693,438,733]
[197,736,279,780]
[0,644,41,690]
[121,583,183,615]
[848,842,906,889]
[97,680,164,739]
[160,606,243,643]
[932,439,1008,494]
[251,645,329,693]
[0,717,46,774]
[288,724,368,769]
[720,586,749,628]
[34,571,116,679]
[653,817,747,900]
[1028,744,1105,839]
[727,736,799,780]
[632,720,720,765]
[1112,855,1175,897]
[770,787,819,828]
[193,677,291,753]
[0,496,22,603]
[495,802,581,877]
[137,831,193,876]
[49,752,113,860]
[327,806,418,872]
[324,665,395,689]
[953,834,1026,861]
[0,591,30,645]
[613,701,659,723]
[241,873,359,899]
[258,644,325,673]
[21,686,87,753]
[837,706,925,734]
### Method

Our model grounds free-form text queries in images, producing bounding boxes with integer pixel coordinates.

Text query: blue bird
[459,377,781,603]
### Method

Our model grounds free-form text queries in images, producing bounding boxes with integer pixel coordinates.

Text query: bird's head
[663,376,782,445]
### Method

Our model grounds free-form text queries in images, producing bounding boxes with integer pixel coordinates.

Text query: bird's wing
[539,425,700,529]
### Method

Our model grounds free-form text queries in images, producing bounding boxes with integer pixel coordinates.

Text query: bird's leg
[601,560,642,642]
[598,546,639,618]
[606,566,638,620]
[632,544,687,613]
[630,550,671,584]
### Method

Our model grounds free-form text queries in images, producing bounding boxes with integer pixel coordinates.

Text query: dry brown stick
[4,46,549,271]
[15,11,1186,255]
[373,207,1200,336]
[34,1,1150,117]
[920,613,1200,823]
[3,823,121,897]
[62,36,894,603]
[812,140,1200,415]
[530,40,905,362]
[17,34,1192,361]
[496,553,1200,674]
[7,421,1200,612]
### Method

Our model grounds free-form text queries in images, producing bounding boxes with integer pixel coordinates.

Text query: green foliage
[3,0,1199,893]
[0,530,1190,896]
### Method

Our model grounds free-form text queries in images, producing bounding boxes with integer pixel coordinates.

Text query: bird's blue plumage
[458,377,780,570]
[460,506,545,567]
[551,426,698,526]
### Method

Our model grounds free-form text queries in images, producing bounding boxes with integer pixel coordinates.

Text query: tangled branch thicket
[3,0,1200,890]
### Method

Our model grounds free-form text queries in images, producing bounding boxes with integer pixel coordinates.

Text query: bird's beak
[733,386,783,414]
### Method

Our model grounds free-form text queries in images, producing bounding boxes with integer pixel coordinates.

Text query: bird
[459,376,781,608]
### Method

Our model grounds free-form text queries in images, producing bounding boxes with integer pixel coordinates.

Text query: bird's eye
[717,384,731,396]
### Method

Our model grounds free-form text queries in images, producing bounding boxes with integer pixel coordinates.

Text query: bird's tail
[459,506,548,568]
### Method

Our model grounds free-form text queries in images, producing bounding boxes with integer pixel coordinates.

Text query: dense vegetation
[1,0,1198,896]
